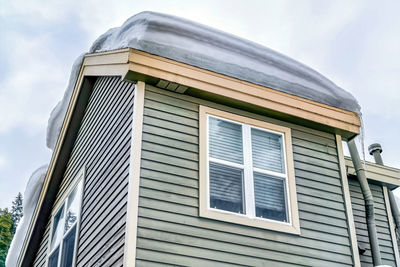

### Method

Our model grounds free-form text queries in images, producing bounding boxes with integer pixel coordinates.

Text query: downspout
[368,143,400,237]
[347,138,382,266]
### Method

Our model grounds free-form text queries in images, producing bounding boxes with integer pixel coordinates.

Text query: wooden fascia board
[83,49,131,76]
[17,50,130,266]
[345,156,400,187]
[126,49,361,135]
[83,48,130,65]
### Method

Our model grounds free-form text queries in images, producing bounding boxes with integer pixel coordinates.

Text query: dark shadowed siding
[33,76,135,267]
[349,178,396,266]
[135,85,354,266]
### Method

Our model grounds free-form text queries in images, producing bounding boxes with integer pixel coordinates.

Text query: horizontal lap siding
[136,85,353,266]
[33,76,135,267]
[348,179,396,266]
[33,221,50,266]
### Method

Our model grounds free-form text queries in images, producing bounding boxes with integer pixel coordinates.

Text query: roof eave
[345,156,400,189]
[124,48,361,138]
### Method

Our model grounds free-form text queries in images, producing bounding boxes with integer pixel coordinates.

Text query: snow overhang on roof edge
[47,10,361,150]
[91,11,360,114]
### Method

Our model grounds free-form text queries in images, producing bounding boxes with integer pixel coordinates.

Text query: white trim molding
[335,134,361,267]
[123,81,145,267]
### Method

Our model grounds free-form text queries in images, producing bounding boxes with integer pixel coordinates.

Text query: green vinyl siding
[33,77,135,267]
[136,84,354,266]
[349,179,396,266]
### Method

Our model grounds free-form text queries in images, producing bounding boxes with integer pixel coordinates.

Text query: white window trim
[199,106,300,235]
[46,167,85,267]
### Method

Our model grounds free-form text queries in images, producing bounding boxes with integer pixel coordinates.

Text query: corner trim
[383,186,400,266]
[336,134,361,267]
[123,81,145,267]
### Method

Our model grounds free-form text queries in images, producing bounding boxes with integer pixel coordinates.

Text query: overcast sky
[1,0,399,208]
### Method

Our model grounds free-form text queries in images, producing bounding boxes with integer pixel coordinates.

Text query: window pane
[51,204,65,250]
[48,246,59,267]
[61,225,77,267]
[251,128,285,173]
[65,180,84,233]
[254,172,287,222]
[209,116,243,164]
[209,162,244,214]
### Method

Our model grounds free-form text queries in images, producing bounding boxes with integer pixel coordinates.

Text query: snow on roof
[47,11,361,149]
[91,11,361,114]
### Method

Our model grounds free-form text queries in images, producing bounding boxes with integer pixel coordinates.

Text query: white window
[199,106,300,234]
[48,171,85,267]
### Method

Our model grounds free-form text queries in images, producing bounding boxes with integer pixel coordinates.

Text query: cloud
[0,34,64,133]
[0,154,6,169]
[0,2,90,135]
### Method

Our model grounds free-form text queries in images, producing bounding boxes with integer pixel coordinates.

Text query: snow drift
[46,54,85,150]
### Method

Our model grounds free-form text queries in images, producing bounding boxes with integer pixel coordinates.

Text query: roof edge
[345,156,400,188]
[90,11,361,114]
[125,48,360,136]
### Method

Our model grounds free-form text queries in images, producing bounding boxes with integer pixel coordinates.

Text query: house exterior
[16,12,400,267]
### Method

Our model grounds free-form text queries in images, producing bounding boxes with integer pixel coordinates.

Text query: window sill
[200,208,301,235]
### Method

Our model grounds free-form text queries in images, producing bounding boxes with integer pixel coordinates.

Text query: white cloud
[0,32,67,134]
[0,154,6,169]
